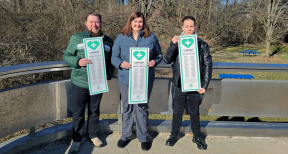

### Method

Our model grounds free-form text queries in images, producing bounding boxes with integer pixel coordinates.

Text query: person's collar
[181,31,197,36]
[128,31,132,37]
[128,30,144,37]
[139,30,144,37]
[86,30,104,38]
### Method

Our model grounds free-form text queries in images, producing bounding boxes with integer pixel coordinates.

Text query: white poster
[83,37,109,95]
[129,47,149,104]
[178,35,201,92]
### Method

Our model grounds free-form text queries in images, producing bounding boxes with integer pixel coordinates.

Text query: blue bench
[245,52,261,55]
[238,50,259,56]
[219,74,254,79]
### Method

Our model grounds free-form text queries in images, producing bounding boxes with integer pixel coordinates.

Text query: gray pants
[118,81,154,142]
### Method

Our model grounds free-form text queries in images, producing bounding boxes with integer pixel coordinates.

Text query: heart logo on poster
[133,51,146,60]
[87,41,100,50]
[182,38,194,48]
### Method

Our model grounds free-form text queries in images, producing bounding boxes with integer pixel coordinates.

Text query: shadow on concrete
[174,133,186,146]
[148,132,159,149]
[229,117,245,121]
[216,116,262,122]
[96,133,114,147]
[18,137,71,154]
[65,138,94,154]
[65,133,116,154]
[247,117,262,122]
[148,132,186,147]
[216,116,229,121]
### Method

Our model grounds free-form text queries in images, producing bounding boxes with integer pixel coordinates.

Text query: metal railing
[1,61,288,79]
[1,61,288,141]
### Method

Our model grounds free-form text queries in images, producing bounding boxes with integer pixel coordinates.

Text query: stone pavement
[20,133,288,154]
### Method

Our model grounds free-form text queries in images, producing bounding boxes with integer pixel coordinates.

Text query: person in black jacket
[163,16,212,150]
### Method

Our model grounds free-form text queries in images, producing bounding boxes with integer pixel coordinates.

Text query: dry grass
[212,46,288,64]
[212,46,288,80]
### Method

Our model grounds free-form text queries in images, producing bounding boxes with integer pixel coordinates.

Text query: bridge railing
[1,61,288,139]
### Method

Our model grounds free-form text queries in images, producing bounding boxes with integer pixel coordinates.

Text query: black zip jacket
[163,38,212,90]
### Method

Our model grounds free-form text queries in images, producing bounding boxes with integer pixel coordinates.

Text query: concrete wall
[0,78,169,138]
[0,82,57,139]
[1,78,288,139]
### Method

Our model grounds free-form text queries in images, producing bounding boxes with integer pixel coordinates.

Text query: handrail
[1,61,288,79]
[1,60,288,153]
[213,62,288,72]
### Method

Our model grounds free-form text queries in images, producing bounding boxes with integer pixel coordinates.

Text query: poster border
[129,47,149,104]
[178,35,201,92]
[83,37,109,95]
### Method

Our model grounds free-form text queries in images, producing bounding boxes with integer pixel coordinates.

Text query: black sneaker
[117,139,130,148]
[141,142,150,151]
[192,137,207,150]
[165,136,177,146]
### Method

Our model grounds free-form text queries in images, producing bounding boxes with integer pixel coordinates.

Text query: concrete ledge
[200,121,288,137]
[0,123,72,154]
[2,120,288,154]
[148,120,288,137]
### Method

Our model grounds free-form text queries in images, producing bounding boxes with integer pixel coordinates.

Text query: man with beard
[63,12,114,153]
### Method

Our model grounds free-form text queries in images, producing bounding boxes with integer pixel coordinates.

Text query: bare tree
[254,0,288,57]
[1,0,288,63]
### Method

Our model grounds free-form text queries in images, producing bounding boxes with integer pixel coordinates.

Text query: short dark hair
[182,16,196,25]
[86,12,102,22]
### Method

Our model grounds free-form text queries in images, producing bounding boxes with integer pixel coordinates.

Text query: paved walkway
[21,133,288,154]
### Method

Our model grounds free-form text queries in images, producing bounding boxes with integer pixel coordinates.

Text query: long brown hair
[121,11,151,38]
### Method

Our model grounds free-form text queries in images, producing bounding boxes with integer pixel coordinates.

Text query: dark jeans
[71,83,103,142]
[171,86,202,138]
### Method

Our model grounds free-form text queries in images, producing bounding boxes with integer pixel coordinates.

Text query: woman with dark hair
[111,11,162,151]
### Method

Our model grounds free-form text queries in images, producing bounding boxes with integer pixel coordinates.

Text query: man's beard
[89,28,102,37]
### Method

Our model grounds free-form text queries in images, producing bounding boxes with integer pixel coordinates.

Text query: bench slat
[219,74,254,79]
